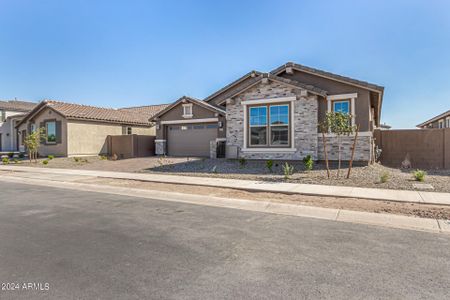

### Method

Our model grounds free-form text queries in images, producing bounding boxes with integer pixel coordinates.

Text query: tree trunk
[347,125,359,179]
[337,135,341,178]
[321,131,330,178]
[28,150,32,163]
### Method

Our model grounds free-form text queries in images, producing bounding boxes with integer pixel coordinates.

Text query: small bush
[413,169,426,182]
[18,153,25,158]
[302,155,313,171]
[2,157,10,164]
[380,171,390,183]
[282,162,294,179]
[266,160,274,172]
[13,158,19,164]
[73,157,81,163]
[48,155,55,160]
[7,152,14,158]
[42,159,49,165]
[238,158,246,167]
[99,155,107,160]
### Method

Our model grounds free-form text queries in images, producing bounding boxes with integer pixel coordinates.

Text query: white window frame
[446,117,450,128]
[46,121,57,144]
[269,104,290,146]
[327,93,357,126]
[242,96,296,151]
[182,103,193,118]
[438,119,444,129]
[249,105,268,146]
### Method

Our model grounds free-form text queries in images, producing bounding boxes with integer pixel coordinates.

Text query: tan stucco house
[150,62,385,162]
[16,100,161,157]
[417,110,450,129]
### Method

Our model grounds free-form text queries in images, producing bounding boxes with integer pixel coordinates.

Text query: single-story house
[0,100,37,152]
[16,100,163,157]
[417,110,450,129]
[150,62,385,162]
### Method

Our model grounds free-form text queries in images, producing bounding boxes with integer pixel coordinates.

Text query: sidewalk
[0,165,449,205]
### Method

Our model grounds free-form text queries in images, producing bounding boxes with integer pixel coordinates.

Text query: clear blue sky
[1,0,449,128]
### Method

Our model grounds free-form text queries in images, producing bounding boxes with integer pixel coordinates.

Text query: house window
[438,120,444,128]
[446,117,450,128]
[182,104,193,118]
[127,127,132,135]
[0,110,5,122]
[46,121,56,143]
[333,100,350,115]
[248,104,290,147]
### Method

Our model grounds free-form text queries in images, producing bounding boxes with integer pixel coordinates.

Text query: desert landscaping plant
[239,157,246,167]
[302,155,313,171]
[42,159,49,165]
[99,155,107,160]
[73,157,81,163]
[413,169,426,182]
[266,159,274,172]
[282,162,294,179]
[48,155,54,160]
[2,157,10,164]
[380,171,390,183]
[23,128,45,163]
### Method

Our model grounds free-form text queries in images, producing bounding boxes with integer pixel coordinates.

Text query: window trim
[182,103,193,118]
[245,101,293,149]
[45,121,57,144]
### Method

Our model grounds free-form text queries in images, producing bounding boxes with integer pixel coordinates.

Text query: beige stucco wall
[67,120,154,156]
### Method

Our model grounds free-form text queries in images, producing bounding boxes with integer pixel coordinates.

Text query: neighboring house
[0,100,37,152]
[16,100,159,157]
[417,110,450,129]
[151,62,384,162]
[119,104,170,117]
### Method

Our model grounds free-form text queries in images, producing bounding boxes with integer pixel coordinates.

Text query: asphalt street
[0,181,449,299]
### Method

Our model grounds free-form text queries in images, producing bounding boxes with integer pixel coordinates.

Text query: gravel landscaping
[9,156,450,193]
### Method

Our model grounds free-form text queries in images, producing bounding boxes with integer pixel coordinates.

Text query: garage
[167,123,218,157]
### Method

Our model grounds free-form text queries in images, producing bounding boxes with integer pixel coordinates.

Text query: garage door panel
[167,123,217,157]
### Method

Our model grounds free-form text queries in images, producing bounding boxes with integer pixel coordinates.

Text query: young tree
[322,112,355,178]
[318,121,331,178]
[23,128,44,163]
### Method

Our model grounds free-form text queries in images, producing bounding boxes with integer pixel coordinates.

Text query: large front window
[248,104,290,147]
[46,121,56,143]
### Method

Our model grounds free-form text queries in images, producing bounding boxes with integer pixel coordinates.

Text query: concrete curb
[0,174,448,235]
[1,165,449,206]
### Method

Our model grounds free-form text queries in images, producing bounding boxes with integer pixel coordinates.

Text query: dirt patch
[13,156,450,193]
[77,177,450,220]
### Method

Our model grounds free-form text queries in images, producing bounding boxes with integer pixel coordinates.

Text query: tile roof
[417,109,450,127]
[271,62,385,92]
[24,100,154,126]
[119,104,170,118]
[0,100,37,112]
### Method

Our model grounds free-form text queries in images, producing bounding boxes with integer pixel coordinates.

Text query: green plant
[42,159,49,165]
[239,157,246,167]
[2,157,10,164]
[413,169,426,182]
[73,157,81,162]
[302,155,313,171]
[266,160,274,172]
[380,171,390,183]
[24,127,45,163]
[282,162,294,179]
[48,155,55,160]
[99,155,107,160]
[18,153,25,158]
[7,152,14,158]
[13,158,19,164]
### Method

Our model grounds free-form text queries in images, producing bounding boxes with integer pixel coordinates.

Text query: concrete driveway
[0,181,449,300]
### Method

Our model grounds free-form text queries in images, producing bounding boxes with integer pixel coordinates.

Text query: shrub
[99,155,107,160]
[266,160,274,172]
[73,157,81,163]
[13,158,19,164]
[42,159,49,165]
[2,157,9,164]
[282,162,294,179]
[238,158,246,167]
[7,152,14,158]
[48,155,55,160]
[413,169,426,182]
[18,153,25,158]
[380,171,389,183]
[302,155,313,171]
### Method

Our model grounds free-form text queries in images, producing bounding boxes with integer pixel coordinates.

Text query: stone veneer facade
[226,80,373,162]
[226,80,319,160]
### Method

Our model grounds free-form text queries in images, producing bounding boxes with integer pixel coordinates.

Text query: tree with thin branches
[23,128,44,163]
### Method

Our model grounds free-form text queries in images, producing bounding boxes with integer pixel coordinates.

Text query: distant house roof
[119,104,170,118]
[0,100,37,112]
[17,100,153,127]
[417,109,450,128]
[271,62,385,92]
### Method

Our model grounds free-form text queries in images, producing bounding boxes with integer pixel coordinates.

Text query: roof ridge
[44,99,119,111]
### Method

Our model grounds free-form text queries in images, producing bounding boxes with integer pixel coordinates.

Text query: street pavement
[0,181,449,299]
